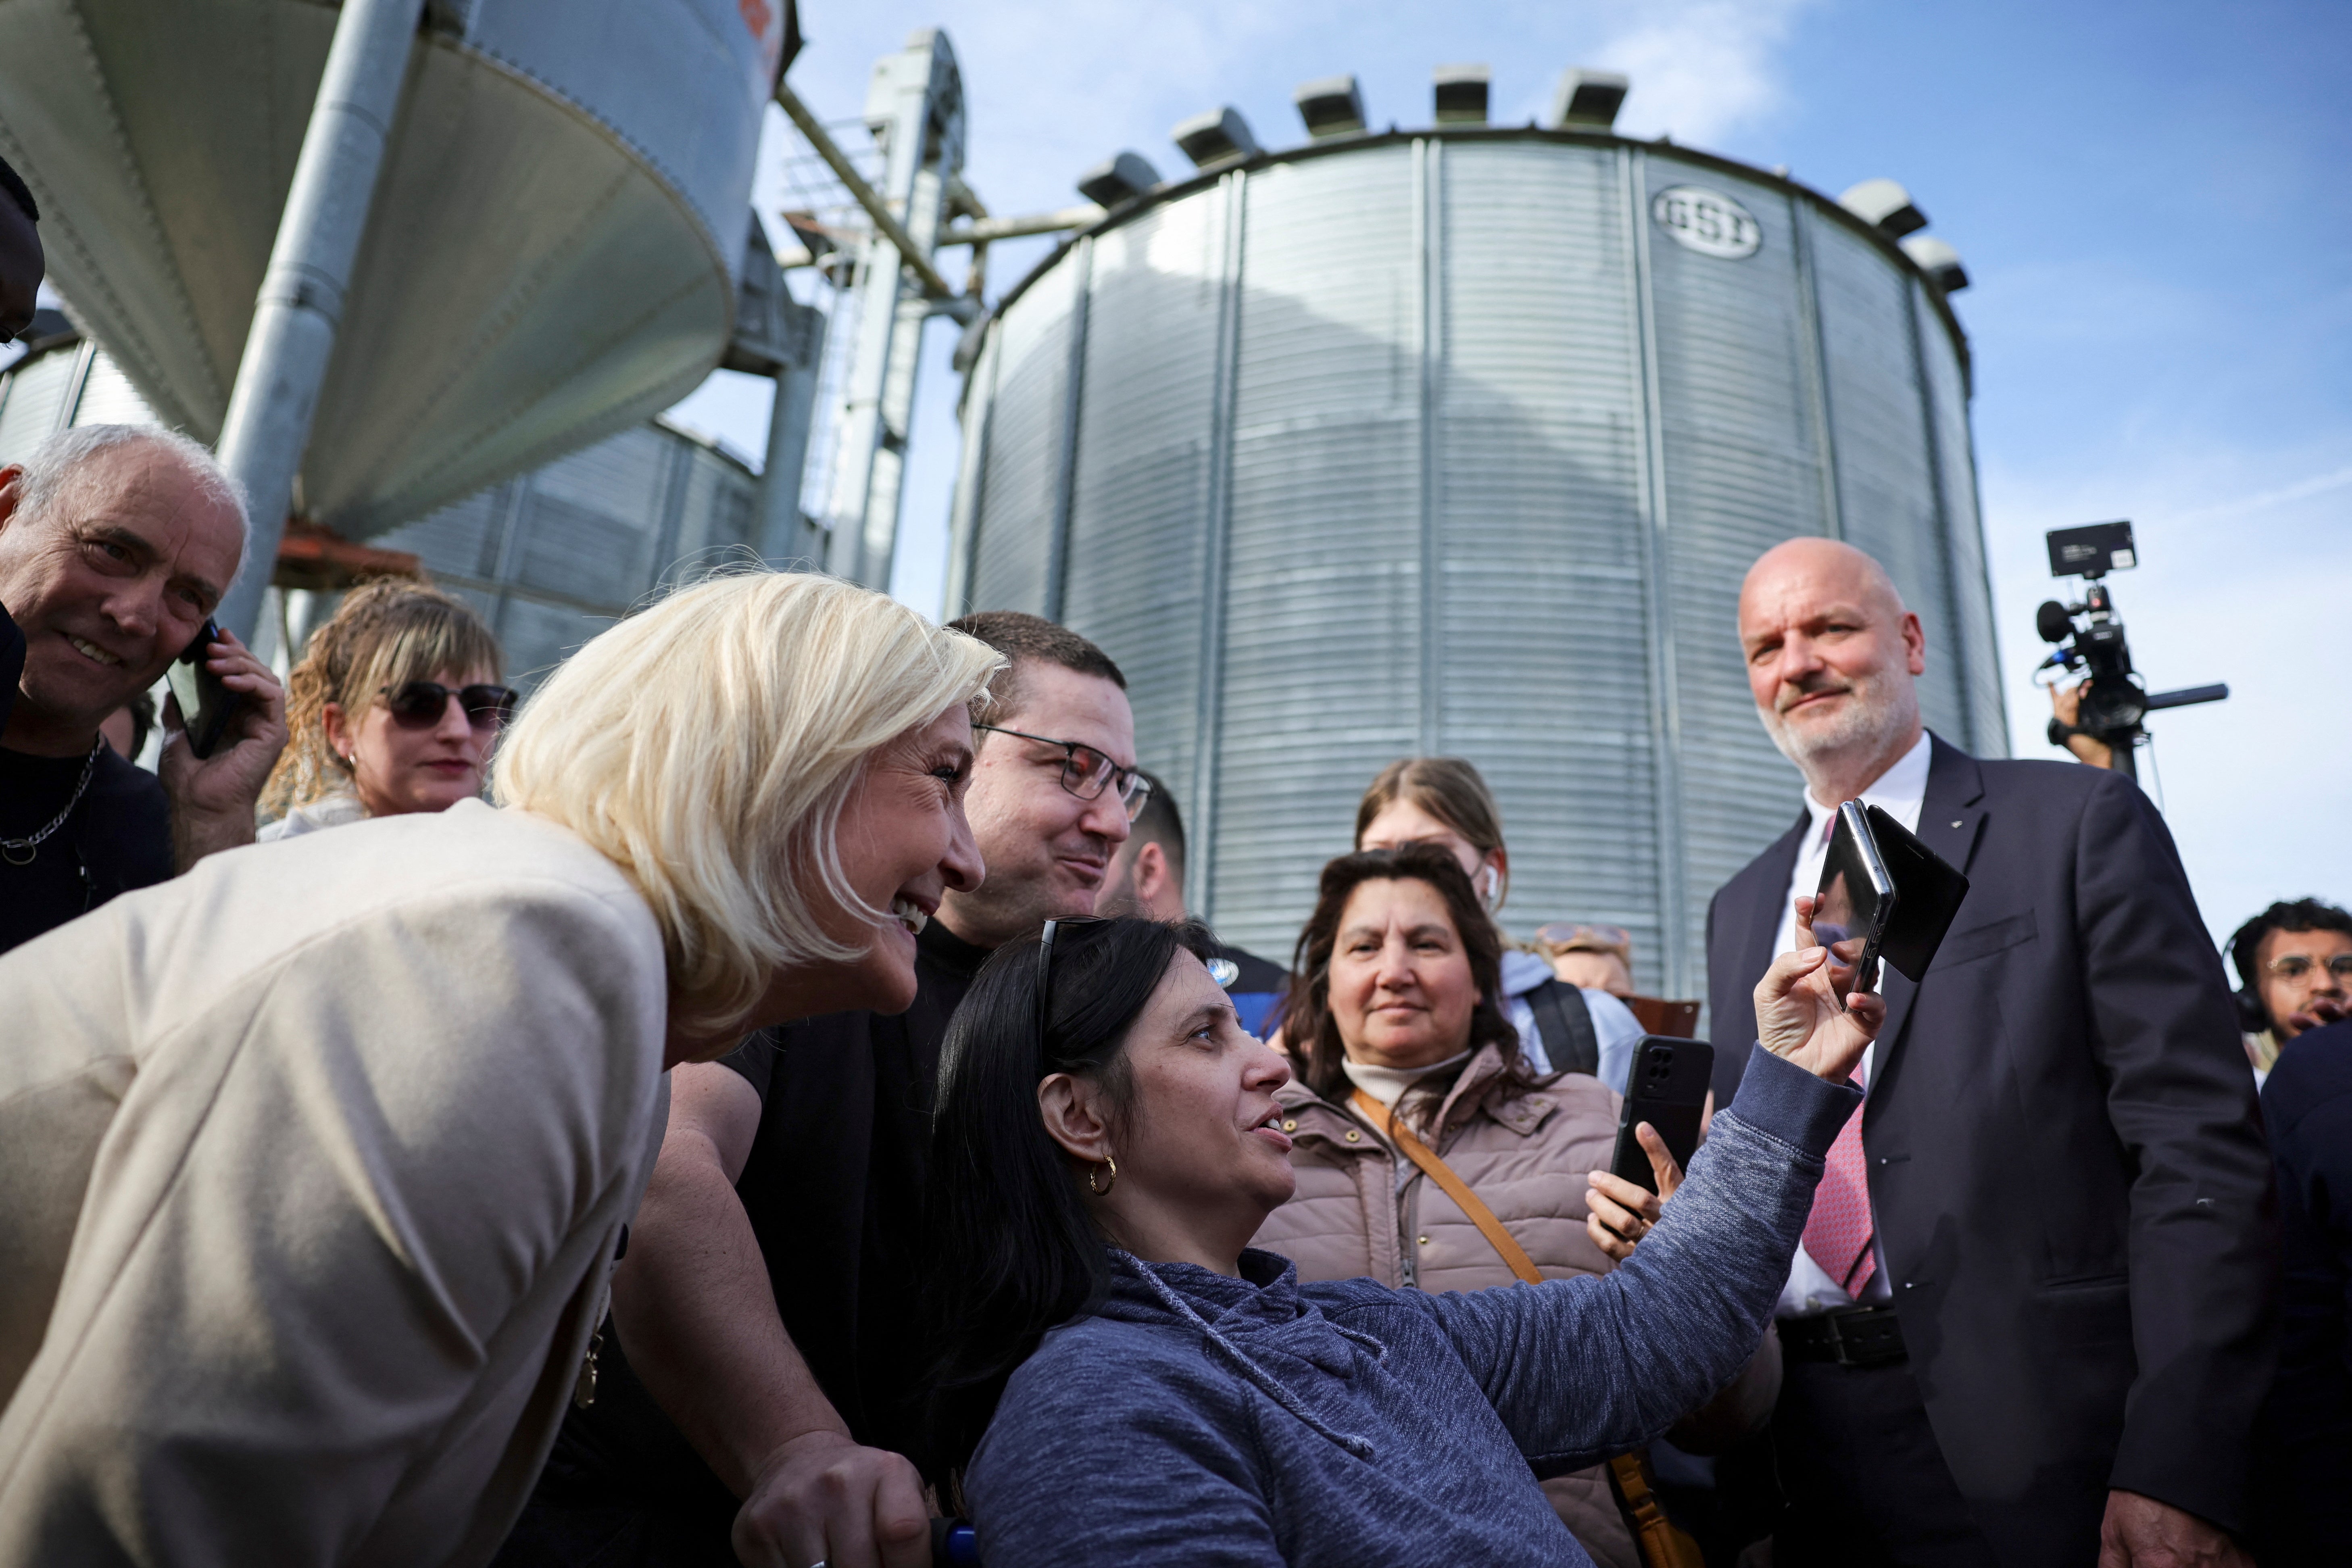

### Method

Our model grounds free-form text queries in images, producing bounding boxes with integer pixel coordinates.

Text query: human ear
[321,701,352,765]
[1038,1071,1113,1163]
[1134,841,1170,905]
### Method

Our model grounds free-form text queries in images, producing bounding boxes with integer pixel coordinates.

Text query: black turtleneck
[720,917,993,1453]
[532,919,997,1536]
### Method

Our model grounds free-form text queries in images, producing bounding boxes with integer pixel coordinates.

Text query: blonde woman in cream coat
[0,573,999,1568]
[1253,845,1778,1568]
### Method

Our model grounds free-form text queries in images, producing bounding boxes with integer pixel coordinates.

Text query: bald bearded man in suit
[1704,538,2273,1567]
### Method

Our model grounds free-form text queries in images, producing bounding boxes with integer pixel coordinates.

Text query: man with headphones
[2241,899,2352,1563]
[2226,899,2352,1075]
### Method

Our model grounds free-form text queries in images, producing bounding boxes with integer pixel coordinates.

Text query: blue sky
[668,0,2352,953]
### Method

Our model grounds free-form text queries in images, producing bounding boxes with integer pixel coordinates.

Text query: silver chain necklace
[2,738,105,866]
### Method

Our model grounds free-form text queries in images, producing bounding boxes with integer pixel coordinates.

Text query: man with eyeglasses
[2240,899,2352,1562]
[2227,899,2352,1066]
[503,612,1143,1568]
[0,425,287,956]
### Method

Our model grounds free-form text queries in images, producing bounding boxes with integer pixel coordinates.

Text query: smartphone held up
[1811,803,1970,1009]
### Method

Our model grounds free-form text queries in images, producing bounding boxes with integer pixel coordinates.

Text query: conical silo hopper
[0,0,780,538]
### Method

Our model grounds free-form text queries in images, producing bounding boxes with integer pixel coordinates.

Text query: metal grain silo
[0,0,776,539]
[0,318,764,691]
[948,113,2003,995]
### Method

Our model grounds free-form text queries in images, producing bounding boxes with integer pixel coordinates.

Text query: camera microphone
[2035,521,2226,785]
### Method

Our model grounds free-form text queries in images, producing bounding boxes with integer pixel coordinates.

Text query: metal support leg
[213,0,425,639]
[757,352,822,568]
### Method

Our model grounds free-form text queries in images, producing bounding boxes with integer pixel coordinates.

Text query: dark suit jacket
[2250,1019,2352,1564]
[1705,734,2275,1562]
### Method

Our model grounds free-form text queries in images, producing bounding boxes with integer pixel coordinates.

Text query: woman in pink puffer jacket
[1251,845,1779,1568]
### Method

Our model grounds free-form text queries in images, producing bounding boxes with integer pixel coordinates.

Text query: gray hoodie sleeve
[1418,1044,1858,1467]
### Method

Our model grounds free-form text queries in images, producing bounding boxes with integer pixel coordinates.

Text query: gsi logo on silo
[1651,186,1763,259]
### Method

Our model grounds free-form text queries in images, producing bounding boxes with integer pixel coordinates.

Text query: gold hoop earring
[1086,1155,1117,1196]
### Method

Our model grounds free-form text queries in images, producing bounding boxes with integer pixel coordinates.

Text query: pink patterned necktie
[1803,1083,1876,1297]
[1800,808,1877,1298]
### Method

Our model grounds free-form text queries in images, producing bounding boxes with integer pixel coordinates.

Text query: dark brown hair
[2231,899,2352,990]
[1278,844,1529,1115]
[946,610,1125,727]
[921,916,1216,1495]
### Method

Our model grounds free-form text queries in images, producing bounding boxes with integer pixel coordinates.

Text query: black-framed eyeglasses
[1036,916,1111,1046]
[380,680,519,732]
[974,724,1152,820]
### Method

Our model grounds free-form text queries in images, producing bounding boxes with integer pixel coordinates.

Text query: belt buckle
[1825,1306,1904,1368]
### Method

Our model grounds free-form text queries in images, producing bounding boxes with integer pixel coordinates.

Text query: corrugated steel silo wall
[1437,143,1666,981]
[953,135,2003,994]
[1214,148,1423,953]
[0,336,762,695]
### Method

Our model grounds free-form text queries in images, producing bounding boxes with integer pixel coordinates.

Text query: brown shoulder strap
[1350,1088,1542,1286]
[1347,1093,1704,1568]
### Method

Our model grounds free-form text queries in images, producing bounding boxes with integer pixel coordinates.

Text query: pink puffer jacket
[1249,1044,1779,1568]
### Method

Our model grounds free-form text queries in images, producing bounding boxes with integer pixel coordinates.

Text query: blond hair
[262,578,504,818]
[493,572,1002,1035]
[1354,756,1511,911]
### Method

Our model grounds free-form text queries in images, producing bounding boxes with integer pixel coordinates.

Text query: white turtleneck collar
[1340,1048,1472,1110]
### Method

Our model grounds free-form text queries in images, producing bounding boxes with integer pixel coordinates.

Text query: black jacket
[2251,1019,2352,1564]
[522,920,991,1546]
[1704,734,2275,1561]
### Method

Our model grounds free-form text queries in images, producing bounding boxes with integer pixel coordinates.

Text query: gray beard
[1759,675,1917,790]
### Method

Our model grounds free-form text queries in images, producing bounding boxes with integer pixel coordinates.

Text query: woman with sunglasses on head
[259,578,515,839]
[918,904,1881,1568]
[0,572,998,1566]
[1251,846,1776,1567]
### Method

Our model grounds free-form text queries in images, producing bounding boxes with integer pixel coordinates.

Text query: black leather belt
[1779,1304,1908,1367]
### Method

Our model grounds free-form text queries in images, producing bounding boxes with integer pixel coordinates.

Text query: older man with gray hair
[0,423,286,953]
[1704,536,2271,1567]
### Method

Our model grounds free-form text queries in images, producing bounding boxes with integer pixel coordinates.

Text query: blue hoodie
[965,1044,1859,1566]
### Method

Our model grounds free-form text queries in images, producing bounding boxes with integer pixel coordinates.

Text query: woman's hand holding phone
[1755,893,1883,1084]
[1586,1123,1685,1262]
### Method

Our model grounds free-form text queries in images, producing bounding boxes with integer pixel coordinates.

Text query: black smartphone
[1814,803,1973,1003]
[1815,800,1898,999]
[165,619,240,760]
[1609,1035,1715,1195]
[1862,804,1971,982]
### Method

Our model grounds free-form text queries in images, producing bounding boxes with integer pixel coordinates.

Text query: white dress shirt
[1773,729,1932,1317]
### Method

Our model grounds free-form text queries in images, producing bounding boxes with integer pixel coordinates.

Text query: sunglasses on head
[1036,916,1112,1047]
[379,680,518,732]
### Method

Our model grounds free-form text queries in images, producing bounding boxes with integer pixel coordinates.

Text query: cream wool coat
[1250,1044,1779,1568]
[0,799,671,1567]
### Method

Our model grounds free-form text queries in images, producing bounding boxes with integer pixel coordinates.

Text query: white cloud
[1593,0,1817,148]
[1981,442,2352,944]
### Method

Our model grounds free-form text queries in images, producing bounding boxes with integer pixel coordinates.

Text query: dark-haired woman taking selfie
[919,903,1879,1566]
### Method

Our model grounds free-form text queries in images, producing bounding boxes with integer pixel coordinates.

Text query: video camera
[2035,521,2227,782]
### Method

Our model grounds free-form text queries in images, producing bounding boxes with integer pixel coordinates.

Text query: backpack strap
[1526,978,1599,1077]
